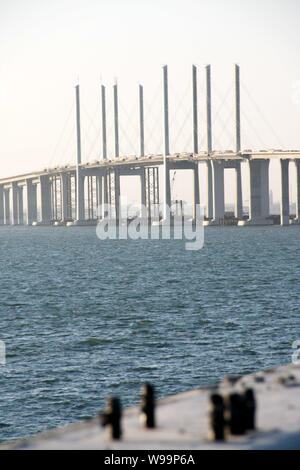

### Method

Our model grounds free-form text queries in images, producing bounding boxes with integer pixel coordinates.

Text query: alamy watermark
[292,340,300,365]
[95,201,205,251]
[0,340,6,366]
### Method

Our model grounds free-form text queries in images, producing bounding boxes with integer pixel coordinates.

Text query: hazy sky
[0,0,300,203]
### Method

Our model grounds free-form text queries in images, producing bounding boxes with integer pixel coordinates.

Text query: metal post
[206,65,212,154]
[114,82,119,158]
[192,65,198,154]
[139,84,145,157]
[101,85,107,159]
[235,64,241,153]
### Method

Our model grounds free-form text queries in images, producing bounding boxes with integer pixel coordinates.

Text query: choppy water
[0,226,299,443]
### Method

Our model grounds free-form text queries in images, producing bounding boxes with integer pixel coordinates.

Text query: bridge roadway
[0,150,300,227]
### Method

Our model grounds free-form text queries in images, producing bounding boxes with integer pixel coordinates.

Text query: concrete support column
[17,186,24,224]
[76,170,85,221]
[140,168,147,219]
[193,164,200,220]
[61,173,68,222]
[102,172,108,218]
[4,190,10,224]
[295,160,300,223]
[10,182,18,225]
[114,169,120,223]
[96,173,103,218]
[235,162,243,219]
[280,159,290,226]
[26,180,37,225]
[0,186,4,225]
[246,159,270,224]
[206,161,213,219]
[212,160,224,223]
[163,161,171,219]
[40,175,52,224]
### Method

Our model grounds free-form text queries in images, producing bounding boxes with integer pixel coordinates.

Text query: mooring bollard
[243,388,256,431]
[225,393,246,435]
[140,382,155,428]
[209,393,225,441]
[99,395,122,439]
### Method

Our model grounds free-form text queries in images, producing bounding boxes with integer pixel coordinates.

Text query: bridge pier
[96,173,103,218]
[0,186,4,225]
[280,159,290,226]
[10,182,19,225]
[193,163,200,220]
[61,173,70,223]
[204,160,224,225]
[18,186,24,225]
[105,168,120,222]
[212,160,225,223]
[235,162,243,219]
[4,190,10,224]
[26,180,37,225]
[75,169,85,223]
[295,160,300,224]
[102,171,108,218]
[239,159,271,226]
[140,168,147,220]
[40,175,52,224]
[206,161,213,219]
[143,167,160,223]
[163,160,171,220]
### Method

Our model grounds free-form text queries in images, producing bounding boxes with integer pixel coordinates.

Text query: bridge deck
[1,151,300,186]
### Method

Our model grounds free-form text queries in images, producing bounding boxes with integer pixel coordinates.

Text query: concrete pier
[280,159,290,226]
[206,161,213,219]
[40,175,52,224]
[295,160,300,223]
[10,182,19,225]
[192,164,200,220]
[2,363,300,450]
[0,186,4,225]
[239,159,272,226]
[204,160,224,225]
[4,190,10,225]
[235,162,243,220]
[17,186,24,225]
[26,180,37,225]
[60,173,69,223]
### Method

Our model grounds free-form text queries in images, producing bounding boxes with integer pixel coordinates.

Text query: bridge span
[1,64,300,227]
